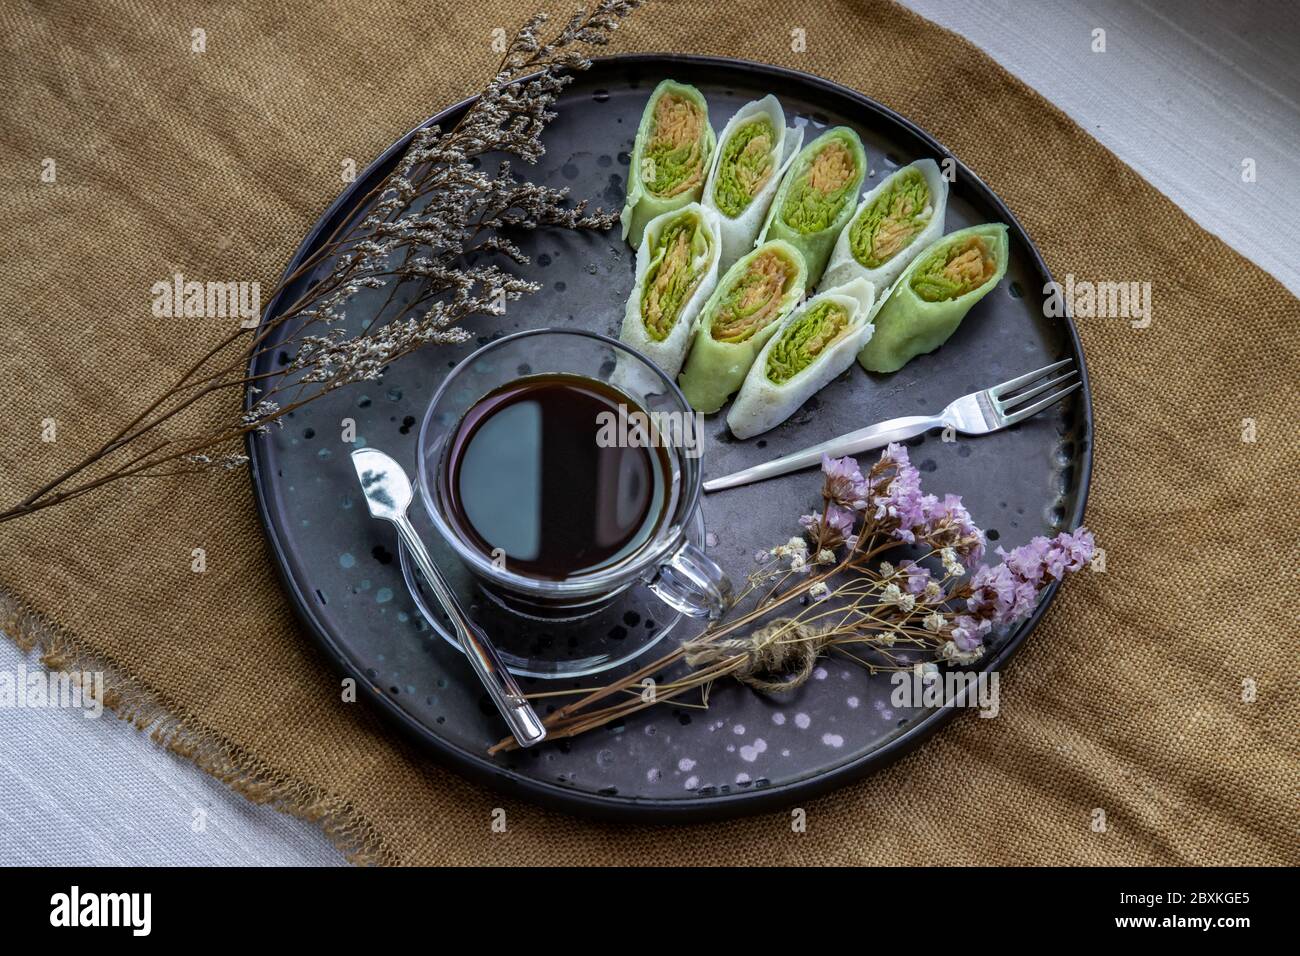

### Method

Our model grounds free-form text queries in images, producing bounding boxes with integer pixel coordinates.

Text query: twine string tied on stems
[681,618,837,693]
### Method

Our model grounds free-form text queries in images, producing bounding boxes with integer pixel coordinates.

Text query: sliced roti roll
[822,158,948,292]
[702,95,804,274]
[727,277,877,439]
[621,80,716,249]
[619,202,722,379]
[756,126,867,288]
[677,240,808,414]
[857,223,1009,374]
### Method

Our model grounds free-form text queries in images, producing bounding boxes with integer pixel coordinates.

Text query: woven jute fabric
[1,0,1295,866]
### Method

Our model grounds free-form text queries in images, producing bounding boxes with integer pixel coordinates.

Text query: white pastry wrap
[701,95,804,274]
[822,158,948,292]
[618,202,722,379]
[726,277,877,439]
[621,80,716,249]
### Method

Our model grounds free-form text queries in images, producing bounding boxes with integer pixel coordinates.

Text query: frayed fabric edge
[0,586,393,866]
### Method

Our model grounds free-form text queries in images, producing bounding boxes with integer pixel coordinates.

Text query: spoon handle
[393,515,546,748]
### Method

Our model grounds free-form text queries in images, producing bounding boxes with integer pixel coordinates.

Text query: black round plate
[247,55,1092,821]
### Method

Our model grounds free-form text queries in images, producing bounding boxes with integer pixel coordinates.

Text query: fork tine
[989,358,1073,398]
[1002,381,1082,426]
[1000,369,1079,411]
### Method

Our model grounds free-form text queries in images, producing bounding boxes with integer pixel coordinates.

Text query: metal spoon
[349,447,546,748]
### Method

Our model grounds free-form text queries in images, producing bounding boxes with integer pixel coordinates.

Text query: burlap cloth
[1,0,1295,866]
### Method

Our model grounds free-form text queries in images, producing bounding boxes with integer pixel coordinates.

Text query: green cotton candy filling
[766,300,849,384]
[640,214,708,341]
[779,137,859,234]
[848,168,931,268]
[713,117,776,218]
[909,235,999,303]
[709,250,796,344]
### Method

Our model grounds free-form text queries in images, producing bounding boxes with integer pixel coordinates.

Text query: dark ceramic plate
[247,55,1092,820]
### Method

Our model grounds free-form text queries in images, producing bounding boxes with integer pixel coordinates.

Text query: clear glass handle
[646,540,733,619]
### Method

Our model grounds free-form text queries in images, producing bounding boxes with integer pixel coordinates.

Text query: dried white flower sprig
[3,1,641,525]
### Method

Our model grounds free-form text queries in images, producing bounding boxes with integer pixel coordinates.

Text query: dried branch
[490,444,1095,753]
[3,1,642,525]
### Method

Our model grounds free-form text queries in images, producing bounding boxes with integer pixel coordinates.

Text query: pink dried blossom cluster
[798,444,1094,658]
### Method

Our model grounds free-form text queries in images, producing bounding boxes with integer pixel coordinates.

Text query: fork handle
[704,415,942,492]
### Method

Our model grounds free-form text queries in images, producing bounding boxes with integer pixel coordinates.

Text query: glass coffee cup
[416,329,731,628]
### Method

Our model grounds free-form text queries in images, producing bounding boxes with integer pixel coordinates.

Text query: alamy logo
[50,886,151,936]
[890,669,1000,718]
[595,405,704,459]
[1042,274,1152,328]
[0,661,102,718]
[151,272,261,326]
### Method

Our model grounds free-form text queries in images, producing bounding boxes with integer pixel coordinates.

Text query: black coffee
[440,374,670,581]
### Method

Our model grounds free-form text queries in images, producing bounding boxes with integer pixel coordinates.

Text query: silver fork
[703,359,1081,493]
